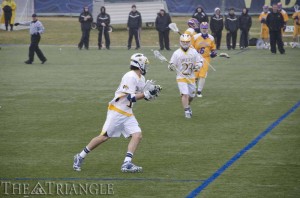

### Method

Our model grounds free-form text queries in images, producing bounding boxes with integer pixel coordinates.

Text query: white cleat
[197,91,203,98]
[121,161,143,173]
[73,154,84,171]
[185,111,192,119]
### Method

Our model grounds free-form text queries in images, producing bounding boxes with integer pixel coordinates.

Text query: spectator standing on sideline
[14,14,47,64]
[192,6,209,24]
[97,6,110,50]
[259,5,270,47]
[225,8,239,50]
[0,0,16,31]
[291,4,300,48]
[210,7,224,50]
[266,4,285,54]
[127,4,142,50]
[78,6,93,50]
[239,8,252,49]
[155,9,172,51]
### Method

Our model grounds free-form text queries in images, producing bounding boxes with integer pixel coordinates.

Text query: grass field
[0,16,300,198]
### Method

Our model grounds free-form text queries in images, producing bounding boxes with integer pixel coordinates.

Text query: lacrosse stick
[168,23,182,35]
[202,58,216,72]
[153,50,195,84]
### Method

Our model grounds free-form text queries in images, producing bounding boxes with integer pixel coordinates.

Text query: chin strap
[201,33,208,39]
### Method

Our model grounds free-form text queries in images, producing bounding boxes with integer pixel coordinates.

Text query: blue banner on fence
[165,0,222,14]
[34,0,300,15]
[34,0,93,14]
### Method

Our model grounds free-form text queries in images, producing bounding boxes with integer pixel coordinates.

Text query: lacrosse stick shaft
[203,58,216,71]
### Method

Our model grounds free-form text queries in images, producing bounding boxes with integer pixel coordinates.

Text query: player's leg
[73,110,122,171]
[178,82,192,118]
[121,116,143,172]
[196,60,208,97]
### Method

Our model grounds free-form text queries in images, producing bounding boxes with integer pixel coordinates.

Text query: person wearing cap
[78,6,93,50]
[127,4,142,50]
[0,0,16,31]
[238,7,252,49]
[266,4,285,54]
[14,13,47,64]
[225,8,239,50]
[97,6,110,50]
[155,9,172,50]
[210,7,223,50]
[259,5,270,47]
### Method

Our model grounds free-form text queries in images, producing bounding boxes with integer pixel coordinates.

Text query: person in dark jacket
[210,7,223,50]
[239,8,252,49]
[155,9,172,50]
[78,6,93,50]
[266,4,285,54]
[127,4,142,50]
[97,6,110,50]
[192,6,209,24]
[225,8,239,50]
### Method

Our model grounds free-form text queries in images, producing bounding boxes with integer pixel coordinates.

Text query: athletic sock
[197,78,206,92]
[124,152,133,163]
[79,147,90,158]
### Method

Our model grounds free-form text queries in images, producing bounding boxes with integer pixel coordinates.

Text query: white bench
[92,0,168,26]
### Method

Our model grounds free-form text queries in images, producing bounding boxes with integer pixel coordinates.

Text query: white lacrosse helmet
[130,53,149,75]
[180,34,191,50]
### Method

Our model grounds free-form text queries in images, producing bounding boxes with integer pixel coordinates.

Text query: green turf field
[0,45,299,197]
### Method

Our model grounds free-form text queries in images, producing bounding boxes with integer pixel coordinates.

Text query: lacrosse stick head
[256,39,265,49]
[168,23,179,33]
[219,53,230,58]
[130,53,149,75]
[180,34,191,50]
[187,18,200,29]
[153,50,168,62]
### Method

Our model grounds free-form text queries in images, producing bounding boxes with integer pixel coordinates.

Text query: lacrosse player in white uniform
[169,34,203,118]
[73,53,162,173]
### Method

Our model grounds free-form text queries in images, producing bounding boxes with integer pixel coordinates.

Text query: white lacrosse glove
[144,85,162,101]
[193,61,203,71]
[168,63,176,71]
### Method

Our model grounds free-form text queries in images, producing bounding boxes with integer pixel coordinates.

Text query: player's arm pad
[127,94,136,103]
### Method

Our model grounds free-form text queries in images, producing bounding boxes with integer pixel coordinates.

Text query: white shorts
[177,82,196,97]
[101,110,141,138]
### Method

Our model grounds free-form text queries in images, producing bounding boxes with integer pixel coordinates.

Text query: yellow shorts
[294,25,300,38]
[194,58,209,78]
[261,27,269,39]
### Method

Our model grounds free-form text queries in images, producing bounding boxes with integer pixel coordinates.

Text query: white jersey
[169,47,203,84]
[108,70,145,116]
